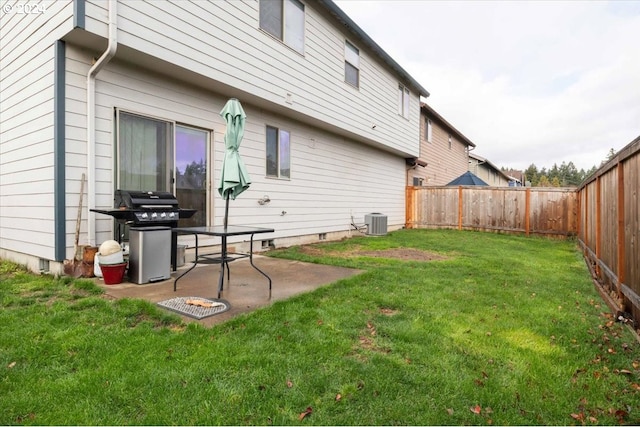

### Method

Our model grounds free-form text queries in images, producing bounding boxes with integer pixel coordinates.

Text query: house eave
[318,0,430,98]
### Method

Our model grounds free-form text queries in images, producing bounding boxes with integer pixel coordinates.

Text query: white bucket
[94,253,102,278]
[98,250,124,264]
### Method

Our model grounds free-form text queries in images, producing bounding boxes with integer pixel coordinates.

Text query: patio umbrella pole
[223,192,230,229]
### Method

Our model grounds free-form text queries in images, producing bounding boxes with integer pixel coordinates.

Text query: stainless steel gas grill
[91,190,197,273]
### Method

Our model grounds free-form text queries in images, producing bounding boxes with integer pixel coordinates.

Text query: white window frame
[344,40,359,88]
[398,84,410,119]
[259,0,305,54]
[266,125,291,179]
[426,118,433,142]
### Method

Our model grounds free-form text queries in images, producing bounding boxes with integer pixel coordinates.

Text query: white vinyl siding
[71,51,406,243]
[0,0,75,260]
[84,0,420,157]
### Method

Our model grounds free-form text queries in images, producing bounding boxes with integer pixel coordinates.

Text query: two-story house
[468,152,511,186]
[0,0,429,273]
[407,102,475,186]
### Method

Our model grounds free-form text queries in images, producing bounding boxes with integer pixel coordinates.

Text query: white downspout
[86,0,117,245]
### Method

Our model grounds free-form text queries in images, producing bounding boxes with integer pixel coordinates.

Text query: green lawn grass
[1,229,638,425]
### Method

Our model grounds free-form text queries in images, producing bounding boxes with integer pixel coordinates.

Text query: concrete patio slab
[97,255,362,327]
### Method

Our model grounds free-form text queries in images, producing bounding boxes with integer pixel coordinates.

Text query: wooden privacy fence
[406,186,578,237]
[577,136,640,328]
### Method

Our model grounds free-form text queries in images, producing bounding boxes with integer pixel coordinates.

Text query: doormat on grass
[157,297,230,320]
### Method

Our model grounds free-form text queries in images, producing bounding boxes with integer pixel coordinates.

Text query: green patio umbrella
[218,98,251,228]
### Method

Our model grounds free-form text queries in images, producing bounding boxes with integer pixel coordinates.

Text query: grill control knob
[141,213,148,219]
[169,212,175,218]
[151,213,158,219]
[160,212,166,218]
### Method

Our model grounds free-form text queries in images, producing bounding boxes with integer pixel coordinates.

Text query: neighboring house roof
[320,0,430,97]
[447,171,488,186]
[469,152,511,181]
[420,103,476,148]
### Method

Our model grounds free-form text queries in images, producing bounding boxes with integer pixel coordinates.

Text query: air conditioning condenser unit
[364,213,387,236]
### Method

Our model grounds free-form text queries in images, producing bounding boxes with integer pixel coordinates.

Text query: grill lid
[115,190,179,209]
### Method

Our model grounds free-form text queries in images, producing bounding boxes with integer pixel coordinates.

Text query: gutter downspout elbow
[87,0,117,245]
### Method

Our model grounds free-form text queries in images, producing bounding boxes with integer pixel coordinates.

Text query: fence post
[616,162,625,301]
[405,186,413,229]
[596,176,601,278]
[458,186,463,230]
[525,188,531,236]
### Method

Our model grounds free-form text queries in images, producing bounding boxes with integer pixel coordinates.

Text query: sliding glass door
[117,111,210,227]
[175,125,208,227]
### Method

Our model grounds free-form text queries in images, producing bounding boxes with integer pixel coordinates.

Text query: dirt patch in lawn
[299,246,448,262]
[355,248,447,262]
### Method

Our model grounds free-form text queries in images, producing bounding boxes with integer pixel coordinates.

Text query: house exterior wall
[0,1,75,266]
[69,48,406,248]
[469,159,511,187]
[83,0,421,157]
[1,1,420,271]
[409,109,471,186]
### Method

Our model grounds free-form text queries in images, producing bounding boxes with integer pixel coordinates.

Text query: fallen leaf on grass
[335,393,342,402]
[286,379,293,388]
[570,412,584,423]
[7,361,16,368]
[298,406,313,421]
[446,408,454,416]
[470,405,482,414]
[614,409,628,423]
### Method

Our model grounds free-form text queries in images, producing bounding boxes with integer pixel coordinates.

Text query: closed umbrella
[218,98,251,228]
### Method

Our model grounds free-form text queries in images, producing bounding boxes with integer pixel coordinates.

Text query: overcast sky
[334,0,640,172]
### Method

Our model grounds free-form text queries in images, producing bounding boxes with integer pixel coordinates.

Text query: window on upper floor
[426,118,433,142]
[448,134,452,150]
[398,84,410,119]
[259,0,305,54]
[266,125,291,179]
[344,40,359,88]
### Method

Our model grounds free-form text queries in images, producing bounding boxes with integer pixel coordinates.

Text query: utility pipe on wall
[86,0,118,245]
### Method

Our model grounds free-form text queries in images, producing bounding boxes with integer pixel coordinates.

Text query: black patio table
[172,226,274,299]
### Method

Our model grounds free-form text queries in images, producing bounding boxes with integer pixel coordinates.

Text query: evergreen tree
[538,175,551,187]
